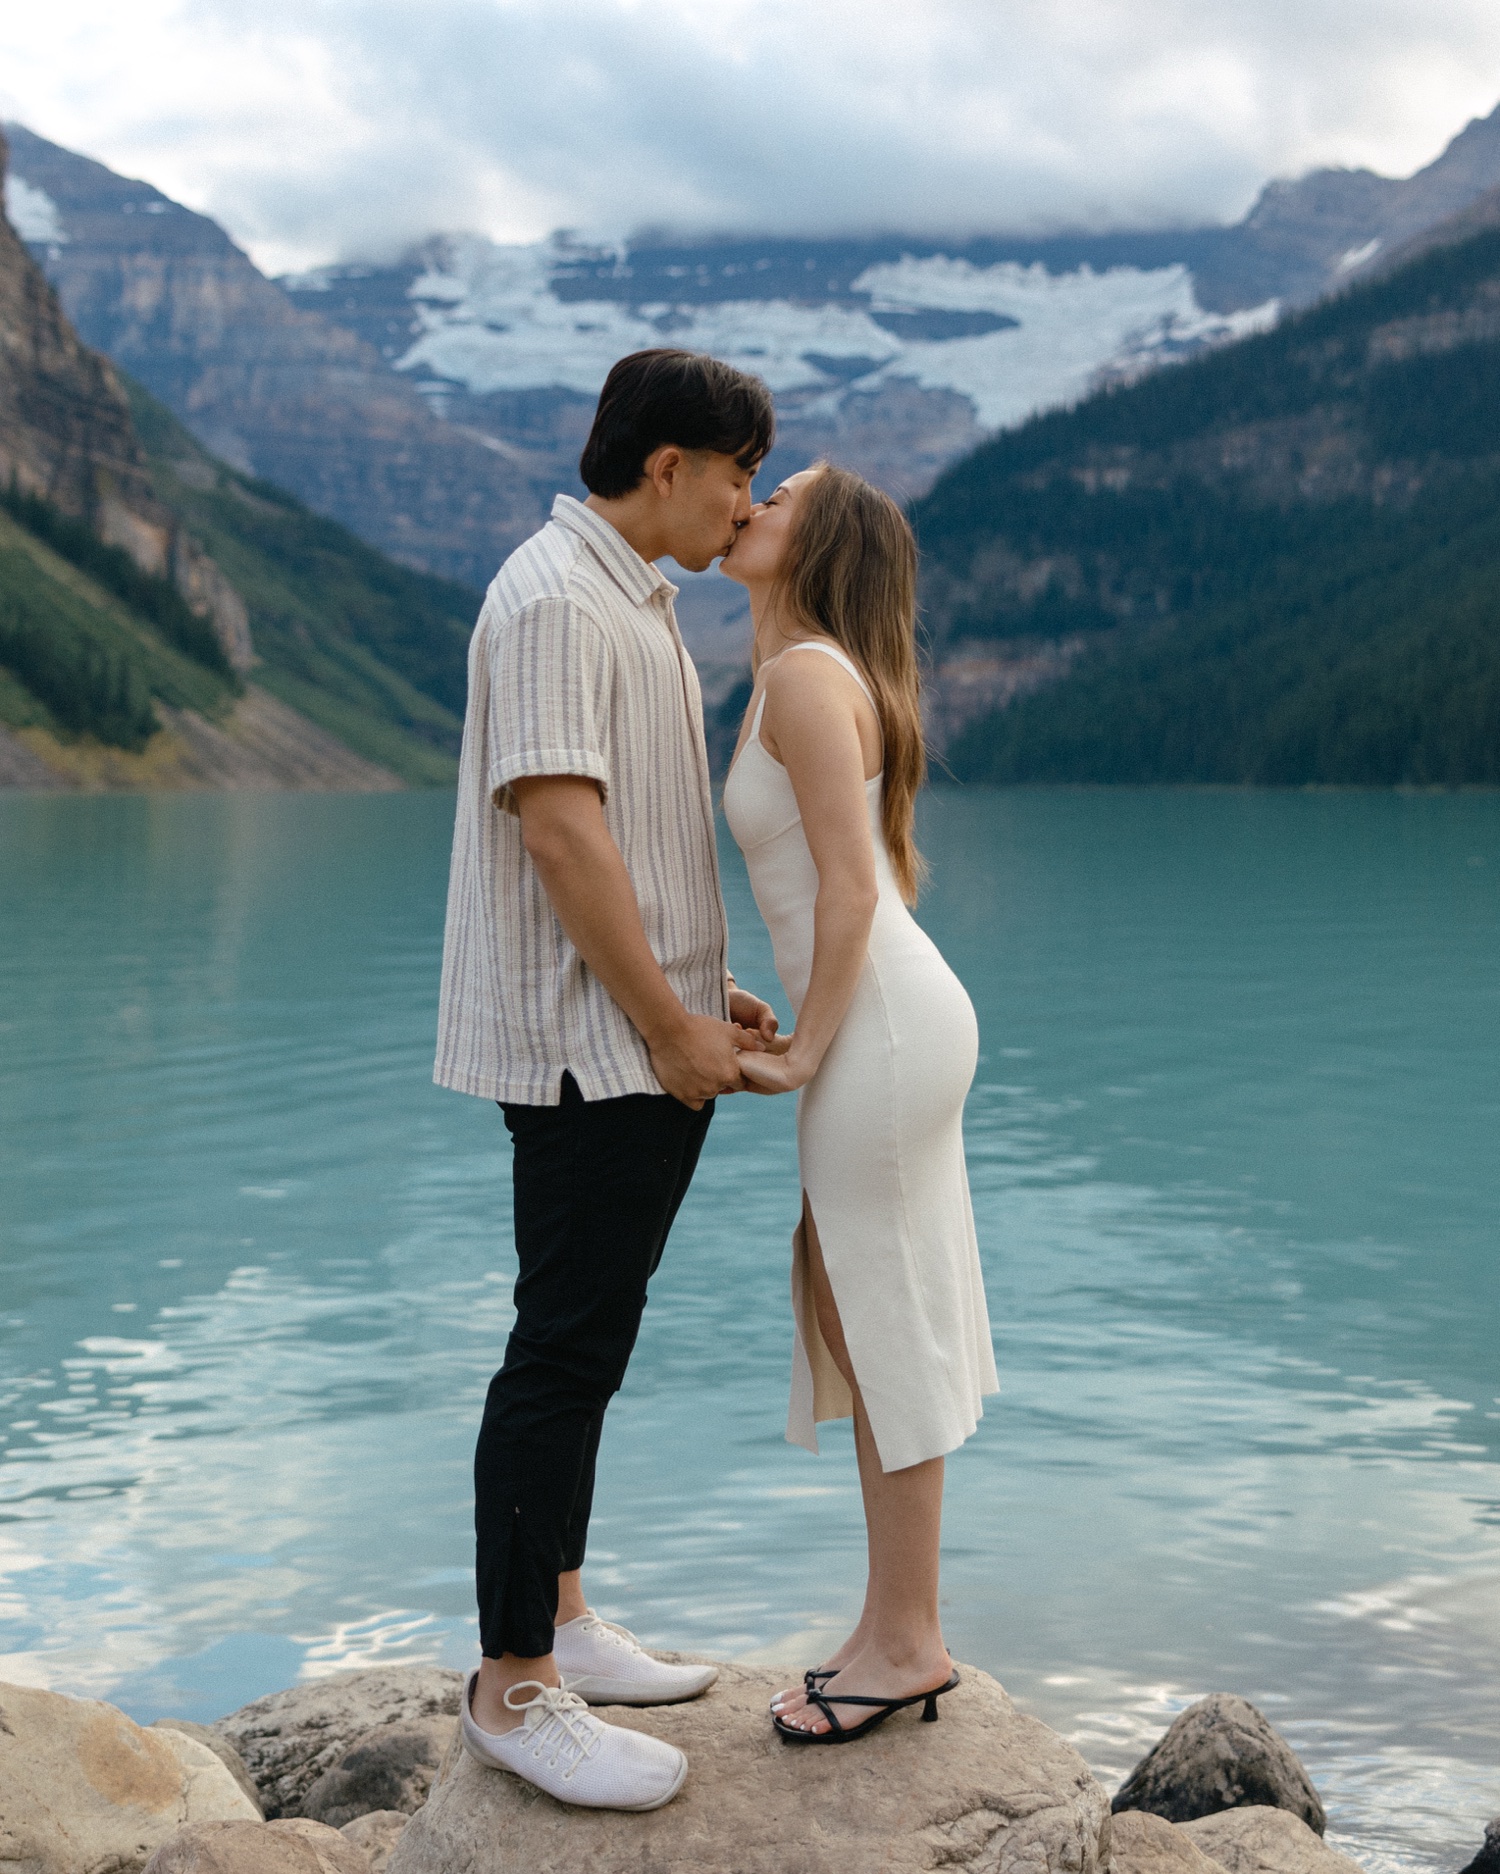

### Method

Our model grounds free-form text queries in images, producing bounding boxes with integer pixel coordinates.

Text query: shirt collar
[550,495,679,608]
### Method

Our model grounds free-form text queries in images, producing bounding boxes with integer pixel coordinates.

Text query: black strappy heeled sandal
[772,1670,960,1745]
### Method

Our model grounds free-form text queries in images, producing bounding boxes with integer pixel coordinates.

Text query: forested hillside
[914,218,1500,785]
[1,389,479,785]
[0,496,230,753]
[124,384,477,782]
[1,122,482,789]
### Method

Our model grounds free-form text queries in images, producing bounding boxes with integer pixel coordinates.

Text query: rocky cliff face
[1192,102,1500,310]
[0,129,250,669]
[6,125,543,590]
[0,135,452,790]
[0,131,153,518]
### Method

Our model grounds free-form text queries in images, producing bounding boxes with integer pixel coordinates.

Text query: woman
[720,462,998,1743]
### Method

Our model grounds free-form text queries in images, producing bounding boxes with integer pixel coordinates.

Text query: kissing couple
[434,349,998,1809]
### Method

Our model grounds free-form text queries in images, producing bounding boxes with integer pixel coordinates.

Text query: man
[434,349,779,1810]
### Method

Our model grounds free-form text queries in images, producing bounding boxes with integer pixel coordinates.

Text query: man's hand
[647,1013,755,1110]
[728,985,779,1046]
[513,777,752,1108]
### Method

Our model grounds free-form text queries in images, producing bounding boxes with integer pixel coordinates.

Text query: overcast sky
[4,0,1500,275]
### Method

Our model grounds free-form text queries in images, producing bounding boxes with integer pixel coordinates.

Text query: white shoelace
[505,1681,603,1782]
[575,1612,645,1654]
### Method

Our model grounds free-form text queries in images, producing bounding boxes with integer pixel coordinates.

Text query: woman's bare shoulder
[764,642,870,707]
[761,643,880,772]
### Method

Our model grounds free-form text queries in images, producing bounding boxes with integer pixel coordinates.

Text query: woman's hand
[736,1034,814,1094]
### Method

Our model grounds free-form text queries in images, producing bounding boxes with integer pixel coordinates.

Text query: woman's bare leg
[774,1202,951,1732]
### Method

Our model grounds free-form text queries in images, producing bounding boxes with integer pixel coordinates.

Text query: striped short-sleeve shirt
[434,495,730,1105]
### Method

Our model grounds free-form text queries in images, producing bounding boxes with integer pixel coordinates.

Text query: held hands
[727,982,806,1094]
[728,985,780,1046]
[648,1012,769,1109]
[736,1032,814,1094]
[647,986,783,1109]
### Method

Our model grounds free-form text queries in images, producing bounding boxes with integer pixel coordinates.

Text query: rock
[0,132,159,534]
[9,123,546,593]
[1459,1818,1500,1874]
[1110,1808,1230,1874]
[152,1719,264,1816]
[340,1811,409,1873]
[300,1720,453,1827]
[141,1817,372,1872]
[386,1659,1110,1874]
[214,1668,461,1819]
[1113,1695,1327,1833]
[0,1679,259,1873]
[1181,1807,1364,1874]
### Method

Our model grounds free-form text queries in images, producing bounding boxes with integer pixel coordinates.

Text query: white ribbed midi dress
[722,641,998,1473]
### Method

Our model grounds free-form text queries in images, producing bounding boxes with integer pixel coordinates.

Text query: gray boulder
[141,1817,371,1872]
[386,1659,1111,1874]
[1181,1807,1364,1874]
[340,1811,409,1872]
[1110,1808,1230,1874]
[1113,1696,1327,1833]
[300,1719,453,1827]
[1459,1819,1500,1874]
[213,1667,461,1819]
[152,1719,264,1816]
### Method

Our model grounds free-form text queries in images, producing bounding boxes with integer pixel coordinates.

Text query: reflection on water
[1,788,1497,1869]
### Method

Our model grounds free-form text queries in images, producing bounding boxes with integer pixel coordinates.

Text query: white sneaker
[554,1610,719,1706]
[460,1671,688,1811]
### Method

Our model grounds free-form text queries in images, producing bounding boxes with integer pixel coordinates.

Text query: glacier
[372,235,1277,433]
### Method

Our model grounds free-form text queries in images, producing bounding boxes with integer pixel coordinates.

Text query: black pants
[475,1073,714,1659]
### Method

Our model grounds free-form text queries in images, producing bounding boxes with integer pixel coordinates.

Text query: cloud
[3,0,1499,272]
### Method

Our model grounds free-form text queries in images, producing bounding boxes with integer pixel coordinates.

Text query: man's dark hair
[579,349,775,498]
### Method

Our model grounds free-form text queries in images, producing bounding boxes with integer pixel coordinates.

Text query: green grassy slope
[1,384,485,784]
[915,228,1500,785]
[0,507,232,750]
[126,381,479,784]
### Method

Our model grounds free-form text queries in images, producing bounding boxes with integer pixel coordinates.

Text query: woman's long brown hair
[774,463,927,903]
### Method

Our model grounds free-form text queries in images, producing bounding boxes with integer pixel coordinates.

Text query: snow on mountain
[847,254,1275,426]
[3,172,67,246]
[300,233,1276,435]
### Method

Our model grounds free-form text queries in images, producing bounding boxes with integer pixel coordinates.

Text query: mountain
[123,382,474,784]
[4,124,543,590]
[1192,103,1500,310]
[910,214,1500,785]
[0,130,476,790]
[0,134,250,678]
[270,101,1500,520]
[6,100,1500,689]
[0,499,403,792]
[3,101,1490,611]
[279,229,1272,513]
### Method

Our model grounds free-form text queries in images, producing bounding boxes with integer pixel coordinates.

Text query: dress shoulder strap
[780,639,878,711]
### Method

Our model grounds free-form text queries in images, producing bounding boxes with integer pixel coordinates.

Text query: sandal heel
[922,1693,939,1722]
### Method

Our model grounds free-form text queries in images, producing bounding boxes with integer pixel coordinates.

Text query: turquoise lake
[1,788,1496,1868]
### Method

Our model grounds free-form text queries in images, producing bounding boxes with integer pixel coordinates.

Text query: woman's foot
[769,1622,869,1718]
[772,1641,953,1736]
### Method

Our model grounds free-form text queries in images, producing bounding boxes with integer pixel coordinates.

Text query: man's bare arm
[510,774,750,1108]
